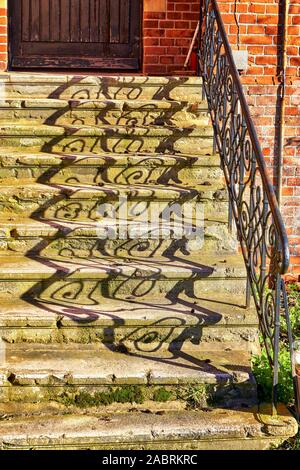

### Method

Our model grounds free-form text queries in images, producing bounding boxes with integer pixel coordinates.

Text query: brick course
[143,0,200,74]
[0,0,7,71]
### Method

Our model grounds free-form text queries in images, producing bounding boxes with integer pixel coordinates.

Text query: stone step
[0,254,248,302]
[0,217,237,257]
[0,343,256,407]
[0,98,209,128]
[0,403,296,450]
[0,74,204,102]
[0,294,258,348]
[0,182,228,221]
[0,124,214,155]
[0,151,222,186]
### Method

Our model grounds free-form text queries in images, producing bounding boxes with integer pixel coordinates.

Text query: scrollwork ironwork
[199,0,293,414]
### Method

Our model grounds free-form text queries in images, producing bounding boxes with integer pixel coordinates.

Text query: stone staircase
[0,73,296,450]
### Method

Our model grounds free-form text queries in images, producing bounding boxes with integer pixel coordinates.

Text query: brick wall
[143,0,200,75]
[0,0,7,70]
[217,0,300,275]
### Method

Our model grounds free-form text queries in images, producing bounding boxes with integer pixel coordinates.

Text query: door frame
[7,0,144,71]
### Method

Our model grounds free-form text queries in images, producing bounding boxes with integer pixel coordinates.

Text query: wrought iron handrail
[198,0,298,415]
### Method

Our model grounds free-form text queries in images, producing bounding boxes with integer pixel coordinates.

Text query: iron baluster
[198,0,298,417]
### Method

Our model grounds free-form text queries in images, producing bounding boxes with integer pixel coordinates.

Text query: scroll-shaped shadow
[18,75,239,376]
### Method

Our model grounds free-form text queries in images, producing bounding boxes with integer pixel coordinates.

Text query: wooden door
[9,0,142,69]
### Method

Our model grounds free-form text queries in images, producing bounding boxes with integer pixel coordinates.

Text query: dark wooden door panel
[9,0,142,69]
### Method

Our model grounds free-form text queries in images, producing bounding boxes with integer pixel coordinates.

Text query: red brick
[166,46,180,55]
[144,38,160,46]
[219,13,237,23]
[265,25,279,35]
[239,14,258,24]
[288,26,300,35]
[247,25,265,34]
[144,46,166,55]
[160,56,174,64]
[167,12,182,20]
[290,57,300,66]
[240,35,273,45]
[249,4,266,13]
[266,5,279,14]
[144,20,159,28]
[144,64,167,74]
[256,56,278,66]
[144,29,165,37]
[175,3,190,12]
[264,46,278,55]
[165,29,193,38]
[248,46,264,54]
[159,20,175,28]
[287,46,299,55]
[167,2,175,12]
[175,38,191,46]
[257,15,280,25]
[234,4,248,13]
[182,12,200,21]
[144,55,159,65]
[160,38,174,46]
[174,21,190,29]
[247,66,265,75]
[290,5,300,14]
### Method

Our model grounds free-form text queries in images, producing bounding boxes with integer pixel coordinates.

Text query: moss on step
[153,387,174,402]
[54,385,211,408]
[55,386,176,408]
[175,384,214,409]
[54,384,219,409]
[2,383,233,410]
[60,386,146,408]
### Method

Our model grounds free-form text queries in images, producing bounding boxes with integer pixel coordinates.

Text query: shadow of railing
[15,75,244,376]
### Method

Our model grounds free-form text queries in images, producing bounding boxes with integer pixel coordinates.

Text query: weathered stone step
[0,98,209,128]
[0,294,258,348]
[0,217,237,257]
[0,182,228,221]
[0,151,222,185]
[0,343,256,407]
[0,254,248,302]
[0,124,214,155]
[0,403,296,450]
[0,74,204,102]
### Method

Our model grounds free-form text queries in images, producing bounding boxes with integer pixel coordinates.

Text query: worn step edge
[0,294,257,328]
[0,74,204,85]
[0,151,221,168]
[0,98,208,111]
[0,254,247,280]
[0,344,254,386]
[0,182,227,202]
[0,405,296,450]
[0,124,214,137]
[0,219,230,239]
